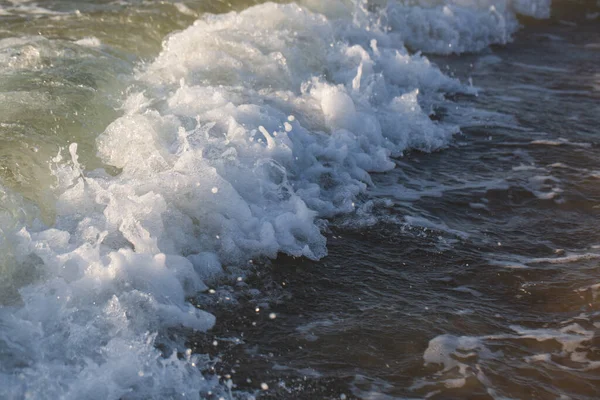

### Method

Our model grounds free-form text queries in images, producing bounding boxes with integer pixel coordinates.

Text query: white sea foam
[531,138,592,148]
[0,0,554,398]
[0,0,68,17]
[385,0,550,55]
[74,36,102,48]
[416,317,600,398]
[0,37,43,71]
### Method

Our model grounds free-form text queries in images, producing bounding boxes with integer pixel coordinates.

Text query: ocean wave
[0,0,555,398]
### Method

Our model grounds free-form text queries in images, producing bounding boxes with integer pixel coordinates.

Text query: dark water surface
[194,17,600,400]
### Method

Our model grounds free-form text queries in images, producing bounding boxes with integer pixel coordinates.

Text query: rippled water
[196,19,600,399]
[0,1,599,399]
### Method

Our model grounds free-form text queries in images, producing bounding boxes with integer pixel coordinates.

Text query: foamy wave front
[0,0,551,398]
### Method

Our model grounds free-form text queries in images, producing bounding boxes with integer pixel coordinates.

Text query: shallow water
[194,19,600,399]
[239,18,600,399]
[0,1,599,399]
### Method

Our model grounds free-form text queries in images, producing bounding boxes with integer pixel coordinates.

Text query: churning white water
[6,0,595,399]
